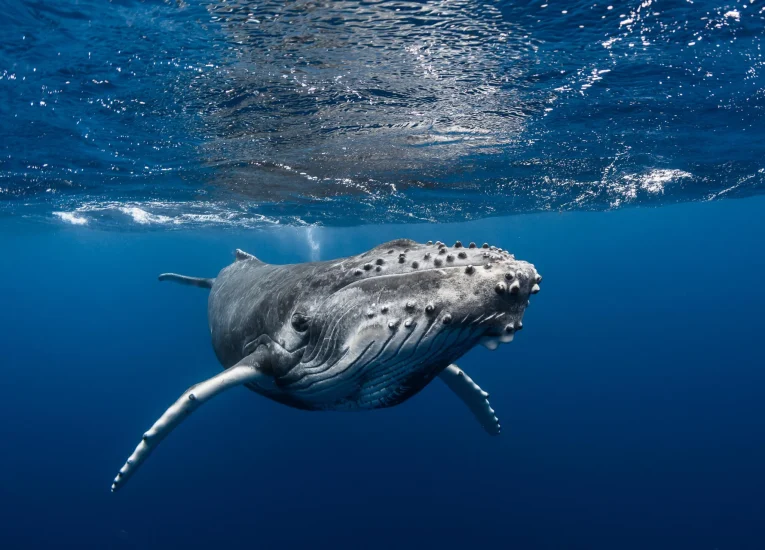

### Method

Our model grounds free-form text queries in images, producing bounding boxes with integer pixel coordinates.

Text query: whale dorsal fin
[235,249,259,262]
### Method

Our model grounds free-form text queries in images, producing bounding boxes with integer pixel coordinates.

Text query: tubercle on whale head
[299,239,541,361]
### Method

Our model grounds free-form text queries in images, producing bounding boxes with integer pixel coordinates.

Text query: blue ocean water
[2,200,765,549]
[2,0,765,549]
[3,0,764,224]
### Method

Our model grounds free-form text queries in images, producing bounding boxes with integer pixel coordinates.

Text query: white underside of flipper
[438,364,501,435]
[111,357,266,492]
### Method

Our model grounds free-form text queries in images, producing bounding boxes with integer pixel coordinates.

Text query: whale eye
[291,312,310,332]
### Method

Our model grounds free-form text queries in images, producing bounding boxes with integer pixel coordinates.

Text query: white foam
[607,169,694,207]
[179,212,236,225]
[53,211,89,226]
[638,169,692,194]
[119,206,173,225]
[724,10,740,20]
[47,200,285,229]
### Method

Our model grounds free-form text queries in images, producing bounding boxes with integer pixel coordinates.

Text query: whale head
[287,239,541,399]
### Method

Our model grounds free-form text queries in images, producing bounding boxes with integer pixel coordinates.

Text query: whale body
[112,238,541,492]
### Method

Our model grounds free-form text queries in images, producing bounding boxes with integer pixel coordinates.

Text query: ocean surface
[1,0,765,549]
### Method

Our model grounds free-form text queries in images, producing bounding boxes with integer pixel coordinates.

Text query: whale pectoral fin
[158,273,214,289]
[438,364,501,436]
[111,356,266,492]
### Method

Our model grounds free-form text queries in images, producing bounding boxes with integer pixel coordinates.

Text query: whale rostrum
[112,238,541,492]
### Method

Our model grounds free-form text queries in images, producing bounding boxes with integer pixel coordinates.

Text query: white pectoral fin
[438,364,501,436]
[111,356,265,492]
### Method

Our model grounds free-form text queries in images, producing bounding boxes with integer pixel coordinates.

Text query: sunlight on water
[1,0,763,227]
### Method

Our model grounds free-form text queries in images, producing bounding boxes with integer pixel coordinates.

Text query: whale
[112,238,541,491]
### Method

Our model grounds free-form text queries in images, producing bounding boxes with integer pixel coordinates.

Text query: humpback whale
[112,239,541,492]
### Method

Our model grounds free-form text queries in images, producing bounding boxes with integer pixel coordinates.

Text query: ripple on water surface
[1,0,764,228]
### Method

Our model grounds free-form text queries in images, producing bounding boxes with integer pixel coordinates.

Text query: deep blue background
[1,197,764,549]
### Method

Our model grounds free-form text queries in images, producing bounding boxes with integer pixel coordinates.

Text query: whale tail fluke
[158,273,214,289]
